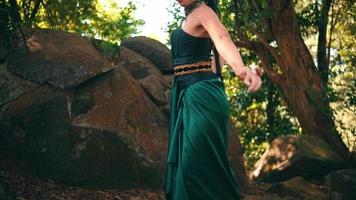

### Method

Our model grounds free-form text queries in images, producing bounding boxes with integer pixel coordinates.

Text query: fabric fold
[164,73,241,200]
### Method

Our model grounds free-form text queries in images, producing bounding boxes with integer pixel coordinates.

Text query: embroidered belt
[175,71,218,93]
[173,60,213,76]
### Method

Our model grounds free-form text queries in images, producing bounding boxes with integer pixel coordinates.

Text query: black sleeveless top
[171,27,213,66]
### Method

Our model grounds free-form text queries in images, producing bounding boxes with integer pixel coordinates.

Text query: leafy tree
[0,0,144,50]
[35,0,144,43]
[220,0,352,158]
[164,0,185,47]
[326,0,355,152]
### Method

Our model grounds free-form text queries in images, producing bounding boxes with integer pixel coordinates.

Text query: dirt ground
[0,159,300,200]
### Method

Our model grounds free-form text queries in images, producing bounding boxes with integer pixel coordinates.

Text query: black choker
[184,0,204,18]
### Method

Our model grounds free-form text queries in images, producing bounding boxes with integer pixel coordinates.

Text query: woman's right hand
[235,66,262,93]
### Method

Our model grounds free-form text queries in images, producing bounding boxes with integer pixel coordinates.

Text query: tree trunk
[232,0,350,159]
[262,0,349,158]
[317,0,333,86]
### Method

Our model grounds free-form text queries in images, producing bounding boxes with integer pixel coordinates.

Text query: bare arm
[196,4,247,79]
[219,54,226,66]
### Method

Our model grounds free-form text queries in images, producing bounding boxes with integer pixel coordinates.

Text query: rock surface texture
[0,29,249,190]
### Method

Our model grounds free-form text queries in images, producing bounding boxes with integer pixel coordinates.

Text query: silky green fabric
[164,74,241,200]
[170,27,213,66]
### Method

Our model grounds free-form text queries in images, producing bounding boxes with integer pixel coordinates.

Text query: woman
[165,0,262,199]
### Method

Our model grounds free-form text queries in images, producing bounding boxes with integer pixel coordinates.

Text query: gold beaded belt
[173,60,213,76]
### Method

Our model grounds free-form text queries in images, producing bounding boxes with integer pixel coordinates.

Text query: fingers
[236,66,249,80]
[247,74,262,93]
[243,72,252,86]
[253,76,262,92]
[240,67,263,92]
[247,76,256,92]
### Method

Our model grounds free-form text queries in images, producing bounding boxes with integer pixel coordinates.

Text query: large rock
[0,63,39,107]
[121,36,173,74]
[1,66,168,188]
[70,66,168,170]
[267,176,327,200]
[115,46,172,116]
[325,168,356,200]
[0,182,14,200]
[0,45,8,64]
[251,135,347,182]
[0,29,169,188]
[0,63,39,152]
[6,28,116,89]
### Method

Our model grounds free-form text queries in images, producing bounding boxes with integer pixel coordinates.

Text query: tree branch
[232,0,284,85]
[327,0,343,67]
[254,42,285,86]
[317,0,332,85]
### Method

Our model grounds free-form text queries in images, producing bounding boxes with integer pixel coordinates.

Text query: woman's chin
[177,0,190,7]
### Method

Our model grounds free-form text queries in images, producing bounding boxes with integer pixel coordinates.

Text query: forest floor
[0,159,300,200]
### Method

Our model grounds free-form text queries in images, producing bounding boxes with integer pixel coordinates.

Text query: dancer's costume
[164,25,241,200]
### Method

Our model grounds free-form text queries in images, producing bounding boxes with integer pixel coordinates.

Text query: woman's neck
[184,0,204,18]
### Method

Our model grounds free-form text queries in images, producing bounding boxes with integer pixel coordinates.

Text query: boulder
[121,36,173,74]
[325,168,356,200]
[251,135,346,182]
[0,29,169,188]
[0,45,8,64]
[1,66,168,188]
[91,38,120,60]
[70,66,168,171]
[0,63,39,107]
[6,28,116,90]
[267,176,327,200]
[0,182,14,200]
[114,46,172,116]
[0,63,39,152]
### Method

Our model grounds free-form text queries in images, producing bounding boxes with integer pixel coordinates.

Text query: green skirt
[164,71,241,200]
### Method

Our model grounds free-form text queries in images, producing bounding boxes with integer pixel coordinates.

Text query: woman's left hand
[242,69,262,93]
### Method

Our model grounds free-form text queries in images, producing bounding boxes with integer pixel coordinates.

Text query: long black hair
[204,0,223,80]
[204,0,219,15]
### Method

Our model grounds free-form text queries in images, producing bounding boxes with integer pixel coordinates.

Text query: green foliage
[0,0,144,48]
[325,0,355,150]
[295,0,356,151]
[36,0,144,43]
[224,0,273,41]
[329,58,356,151]
[295,0,319,36]
[329,0,355,69]
[98,40,120,59]
[223,66,300,171]
[0,0,24,51]
[243,141,270,170]
[220,0,355,167]
[164,0,184,47]
[78,1,145,43]
[34,0,96,30]
[217,0,301,169]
